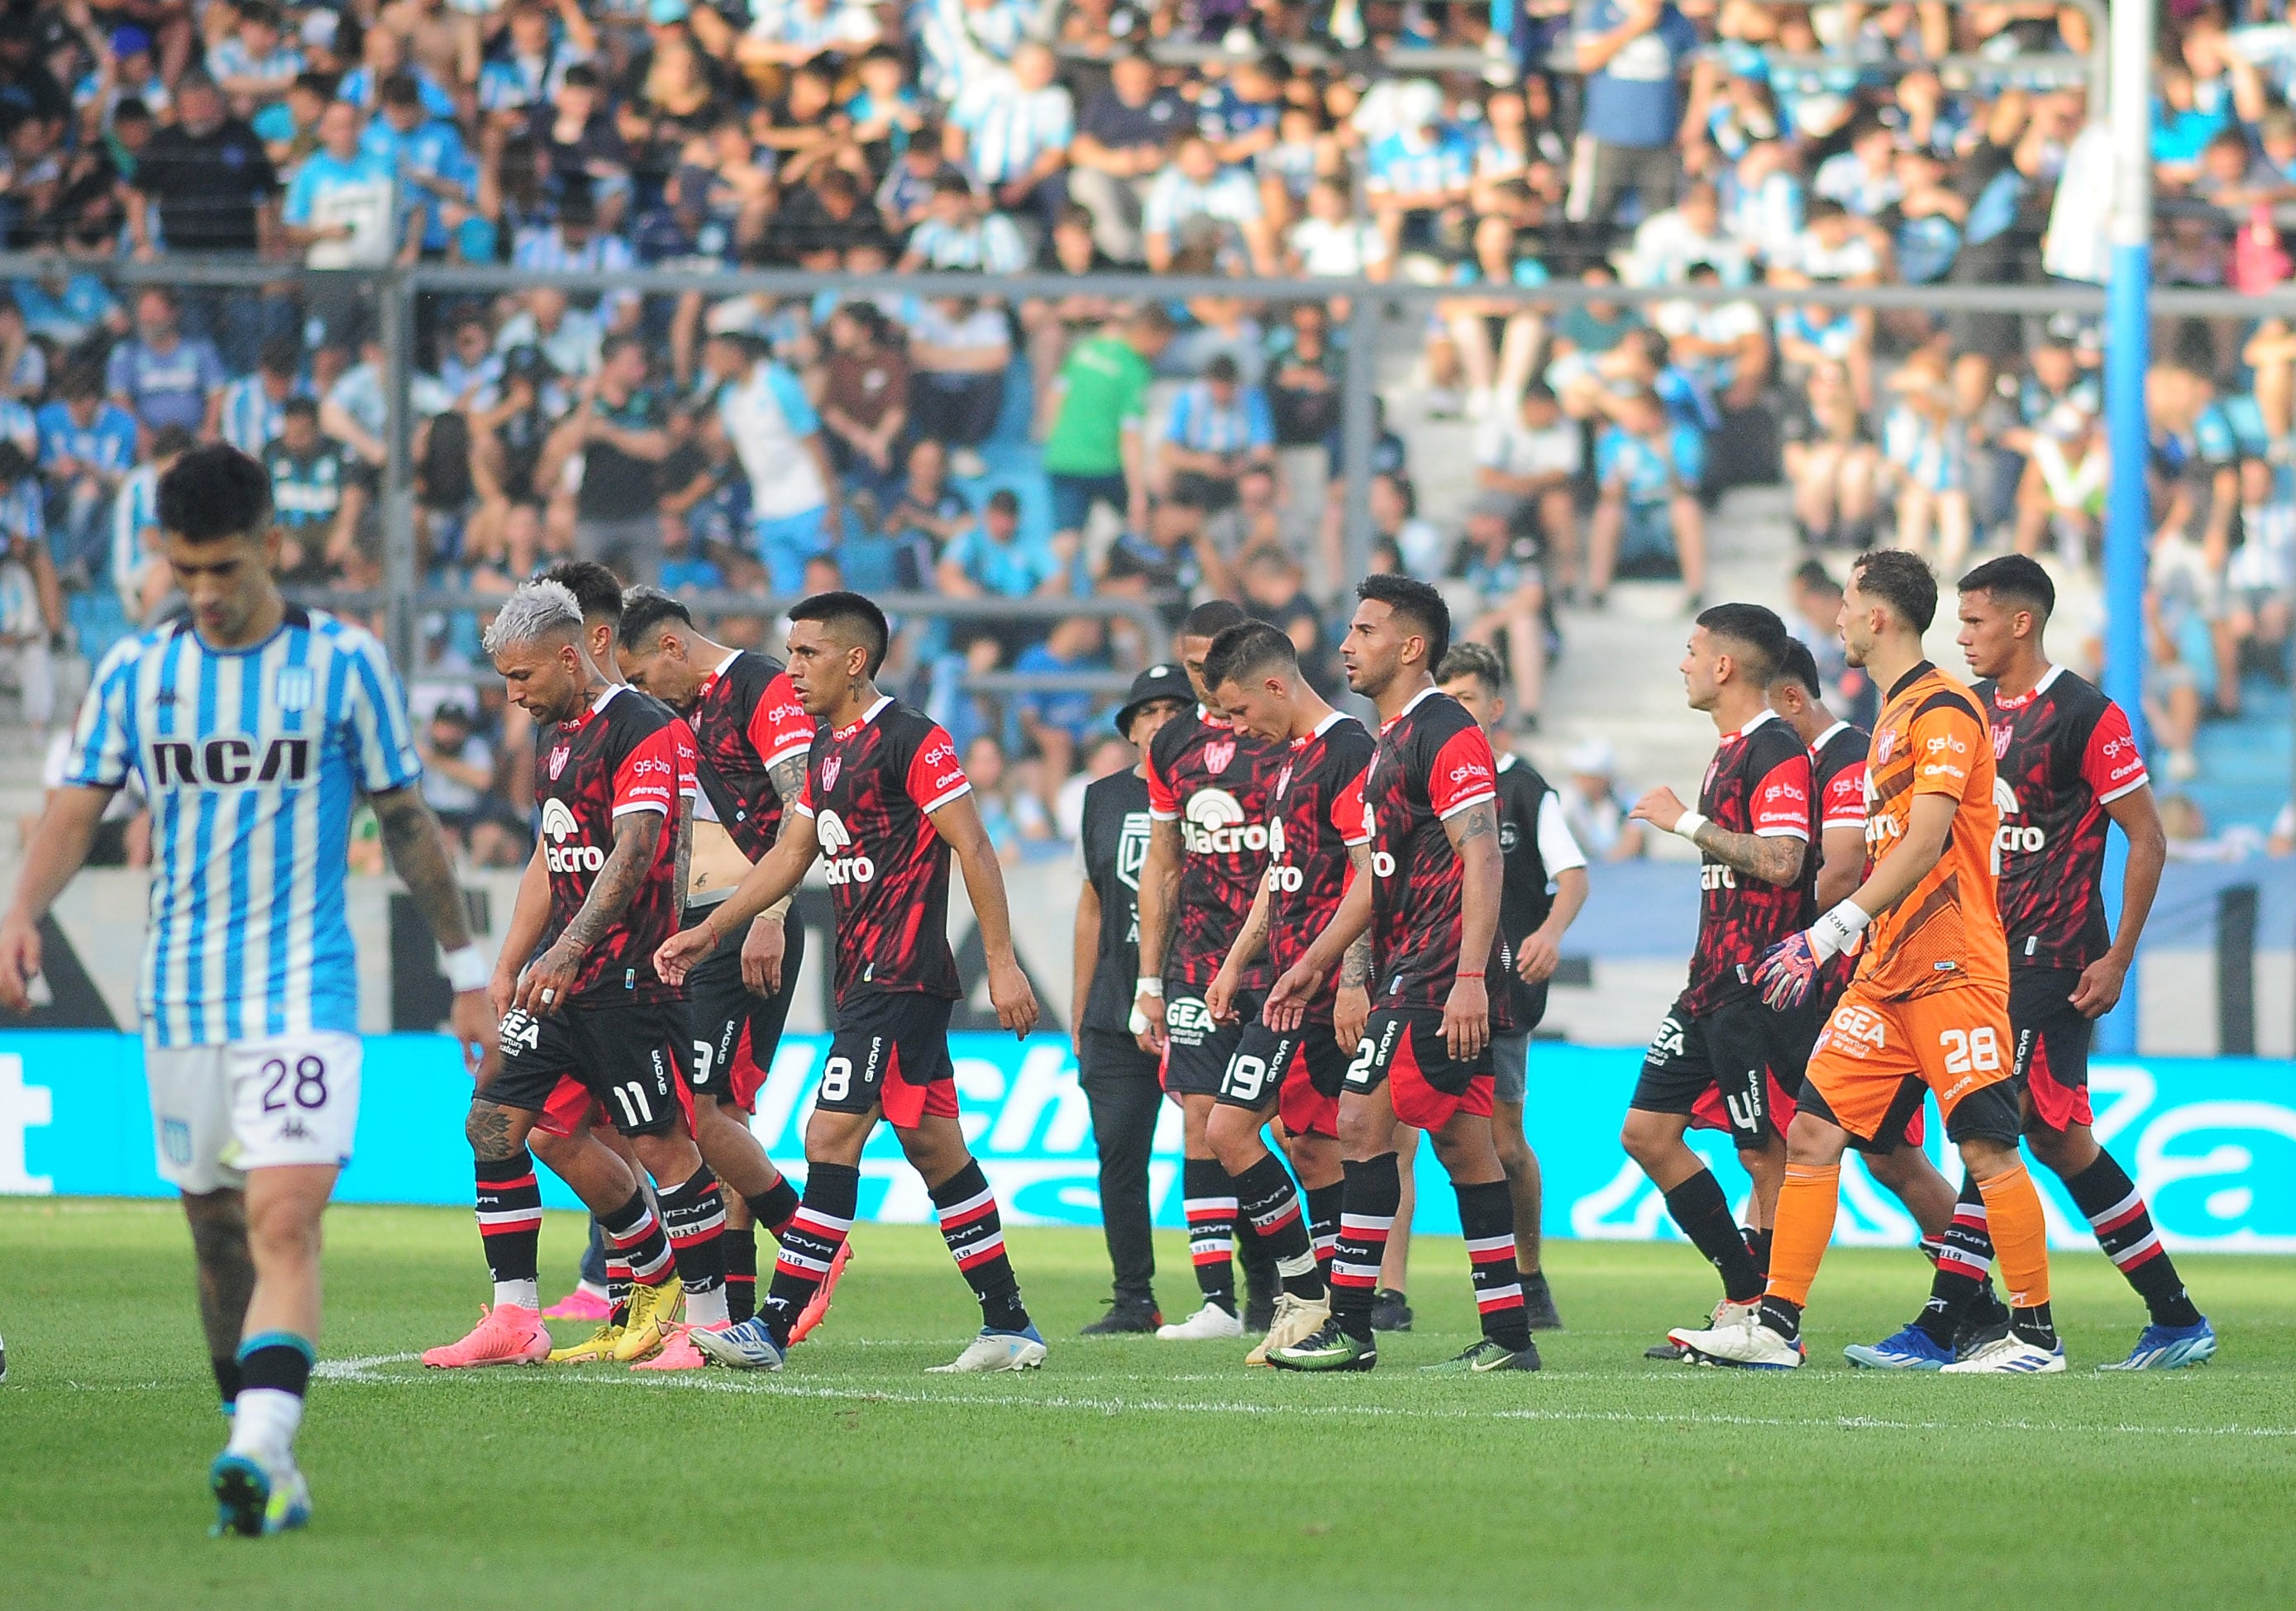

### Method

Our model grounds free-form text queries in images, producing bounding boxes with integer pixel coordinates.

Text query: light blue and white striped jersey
[1165,380,1273,455]
[64,606,423,1046]
[220,373,294,457]
[111,464,162,603]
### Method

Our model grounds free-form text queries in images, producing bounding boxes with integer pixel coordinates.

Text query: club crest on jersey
[1204,739,1235,775]
[547,745,570,780]
[1115,813,1150,892]
[821,755,843,793]
[275,665,314,713]
[1876,729,1897,765]
[1992,723,2012,760]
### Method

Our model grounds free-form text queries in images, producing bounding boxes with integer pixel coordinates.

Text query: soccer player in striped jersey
[0,444,497,1536]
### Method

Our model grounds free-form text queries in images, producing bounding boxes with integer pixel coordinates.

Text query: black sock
[2012,1300,2057,1350]
[1742,1226,1773,1278]
[1181,1156,1239,1313]
[1234,1152,1323,1299]
[931,1159,1029,1333]
[2061,1152,2203,1328]
[1759,1294,1803,1341]
[747,1176,802,1239]
[1306,1181,1342,1286]
[1660,1170,1764,1303]
[1329,1153,1401,1343]
[1915,1174,1991,1345]
[761,1163,857,1346]
[475,1152,542,1288]
[723,1227,758,1324]
[212,1353,242,1409]
[599,1187,673,1287]
[238,1333,313,1401]
[1454,1179,1530,1351]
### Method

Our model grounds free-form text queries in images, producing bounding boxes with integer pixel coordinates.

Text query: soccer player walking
[1201,622,1374,1363]
[616,587,845,1338]
[426,581,739,1373]
[1133,598,1288,1341]
[1674,550,2063,1373]
[0,444,496,1535]
[1620,604,1816,1359]
[656,591,1047,1374]
[1073,663,1196,1333]
[1266,575,1541,1374]
[1437,643,1587,1332]
[1845,555,2212,1371]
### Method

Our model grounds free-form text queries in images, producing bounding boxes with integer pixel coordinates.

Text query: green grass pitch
[7,1198,2296,1609]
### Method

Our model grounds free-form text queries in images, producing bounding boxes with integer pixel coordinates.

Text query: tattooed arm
[757,749,809,926]
[1440,798,1502,1060]
[1130,816,1183,1052]
[1689,820,1807,888]
[371,784,498,1070]
[513,807,664,1014]
[1332,841,1376,1050]
[674,795,692,909]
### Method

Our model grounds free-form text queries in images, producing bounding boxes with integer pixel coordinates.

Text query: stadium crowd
[0,0,2293,852]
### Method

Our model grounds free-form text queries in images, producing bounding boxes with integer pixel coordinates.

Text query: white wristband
[1806,898,1871,964]
[1135,975,1164,999]
[442,945,489,994]
[1671,810,1709,845]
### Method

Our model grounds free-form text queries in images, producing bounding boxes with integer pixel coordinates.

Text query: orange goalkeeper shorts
[1799,980,2019,1148]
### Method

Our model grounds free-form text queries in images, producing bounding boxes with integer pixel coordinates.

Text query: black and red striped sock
[932,1159,1030,1333]
[1329,1152,1401,1343]
[1306,1180,1341,1286]
[658,1165,729,1325]
[1181,1156,1239,1314]
[1456,1179,1530,1351]
[1914,1173,1992,1344]
[605,1256,632,1326]
[1233,1151,1322,1299]
[722,1227,758,1324]
[599,1189,675,1290]
[2062,1152,2202,1327]
[761,1162,857,1346]
[747,1175,801,1239]
[475,1152,542,1307]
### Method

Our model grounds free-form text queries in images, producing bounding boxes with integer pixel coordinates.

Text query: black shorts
[819,989,958,1128]
[2010,966,2094,1132]
[1345,1007,1494,1132]
[1215,1018,1346,1139]
[1797,1068,2022,1150]
[1630,993,1816,1147]
[685,906,806,1113]
[491,999,690,1138]
[1161,987,1258,1098]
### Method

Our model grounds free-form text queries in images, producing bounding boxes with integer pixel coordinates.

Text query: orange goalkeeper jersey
[1854,661,2009,1002]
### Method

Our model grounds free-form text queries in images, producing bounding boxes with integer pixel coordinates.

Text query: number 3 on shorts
[1939,1026,2000,1075]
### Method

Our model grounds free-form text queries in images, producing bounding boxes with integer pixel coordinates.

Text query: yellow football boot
[613,1275,684,1362]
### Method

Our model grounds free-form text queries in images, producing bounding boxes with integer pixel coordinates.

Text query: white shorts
[143,1031,364,1194]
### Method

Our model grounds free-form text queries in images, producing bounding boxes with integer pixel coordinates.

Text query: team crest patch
[821,755,843,792]
[1274,762,1293,798]
[1204,740,1235,775]
[161,1118,192,1166]
[275,666,313,713]
[547,745,570,780]
[1116,813,1150,891]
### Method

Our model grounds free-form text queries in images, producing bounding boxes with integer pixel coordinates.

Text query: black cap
[1115,662,1193,738]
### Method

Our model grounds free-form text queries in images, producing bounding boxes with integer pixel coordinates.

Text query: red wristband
[1457,971,1485,979]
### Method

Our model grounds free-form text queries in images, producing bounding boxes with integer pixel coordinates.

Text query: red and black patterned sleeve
[1144,725,1181,821]
[669,716,699,801]
[1426,722,1498,821]
[1749,737,1814,841]
[2082,699,2150,805]
[1821,752,1867,831]
[747,667,814,771]
[610,720,682,822]
[904,722,972,814]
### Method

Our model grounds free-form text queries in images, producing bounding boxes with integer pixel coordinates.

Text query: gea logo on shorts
[540,798,606,873]
[817,808,876,885]
[1163,994,1213,1042]
[1182,788,1269,856]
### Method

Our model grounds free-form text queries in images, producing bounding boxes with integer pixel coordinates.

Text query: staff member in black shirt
[1439,643,1588,1331]
[127,72,279,258]
[1073,662,1194,1333]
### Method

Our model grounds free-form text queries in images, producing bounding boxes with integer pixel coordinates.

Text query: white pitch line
[297,1359,2296,1442]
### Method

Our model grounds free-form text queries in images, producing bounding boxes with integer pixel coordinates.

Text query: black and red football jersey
[1358,689,1511,1021]
[795,696,969,1004]
[1977,665,2149,970]
[1809,719,1870,999]
[1145,708,1286,989]
[1682,708,1812,1016]
[688,650,815,860]
[535,685,687,1004]
[1263,712,1374,1018]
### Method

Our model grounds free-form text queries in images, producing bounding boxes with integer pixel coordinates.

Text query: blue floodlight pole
[2099,0,2153,1058]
